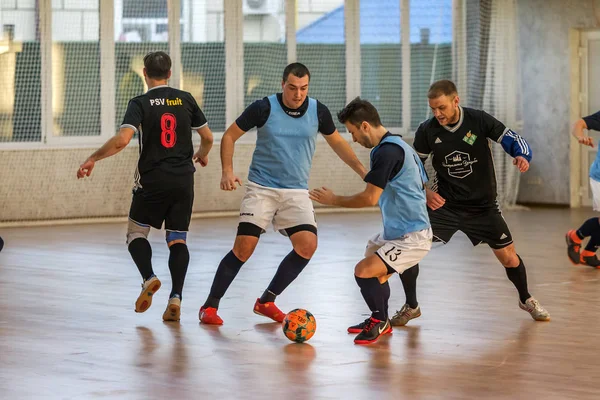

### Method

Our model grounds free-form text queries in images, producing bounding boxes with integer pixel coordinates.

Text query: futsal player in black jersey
[390,79,550,325]
[77,51,214,322]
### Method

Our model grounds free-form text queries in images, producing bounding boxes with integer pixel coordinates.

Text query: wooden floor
[2,207,600,399]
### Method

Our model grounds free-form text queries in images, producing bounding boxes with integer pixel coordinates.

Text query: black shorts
[428,204,513,249]
[129,173,194,231]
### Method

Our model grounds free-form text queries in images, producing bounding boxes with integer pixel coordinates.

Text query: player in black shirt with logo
[77,51,214,322]
[390,79,549,325]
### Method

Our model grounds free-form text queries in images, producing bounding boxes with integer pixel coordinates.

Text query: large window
[296,0,345,131]
[0,0,462,145]
[52,0,101,137]
[0,1,41,142]
[243,0,287,108]
[114,0,168,129]
[182,0,226,131]
[410,0,452,128]
[360,0,402,127]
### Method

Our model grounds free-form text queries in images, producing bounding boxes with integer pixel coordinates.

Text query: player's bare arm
[193,125,214,167]
[323,130,368,179]
[309,183,383,208]
[425,187,446,210]
[416,154,446,210]
[571,118,594,147]
[220,122,246,191]
[513,156,529,173]
[76,127,135,179]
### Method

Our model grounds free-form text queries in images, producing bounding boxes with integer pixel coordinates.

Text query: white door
[580,31,600,206]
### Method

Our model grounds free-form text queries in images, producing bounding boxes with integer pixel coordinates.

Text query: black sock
[585,231,600,253]
[261,250,310,303]
[128,238,154,281]
[203,250,245,309]
[168,243,189,299]
[505,255,531,304]
[399,264,419,309]
[355,276,386,321]
[381,280,391,320]
[577,217,600,238]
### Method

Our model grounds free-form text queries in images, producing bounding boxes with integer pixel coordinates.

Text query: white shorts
[239,181,317,233]
[365,228,433,274]
[591,177,600,211]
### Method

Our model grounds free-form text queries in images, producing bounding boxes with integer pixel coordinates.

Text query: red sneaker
[199,306,223,325]
[253,298,286,323]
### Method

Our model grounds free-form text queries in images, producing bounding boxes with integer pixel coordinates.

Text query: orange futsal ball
[282,309,316,343]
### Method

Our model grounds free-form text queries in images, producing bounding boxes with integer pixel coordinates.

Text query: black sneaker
[581,252,600,268]
[347,317,371,333]
[353,317,392,345]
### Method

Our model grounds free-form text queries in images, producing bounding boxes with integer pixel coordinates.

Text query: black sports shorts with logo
[129,172,194,231]
[428,203,513,249]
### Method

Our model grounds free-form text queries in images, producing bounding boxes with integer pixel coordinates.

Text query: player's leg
[254,189,318,322]
[492,244,548,321]
[567,179,600,266]
[463,209,550,321]
[199,226,262,325]
[0,235,4,252]
[162,179,193,322]
[570,218,600,267]
[161,230,189,321]
[254,226,317,323]
[128,187,166,313]
[363,233,399,327]
[392,207,456,326]
[200,183,276,324]
[353,230,431,344]
[364,234,393,321]
[351,254,393,344]
[390,264,422,326]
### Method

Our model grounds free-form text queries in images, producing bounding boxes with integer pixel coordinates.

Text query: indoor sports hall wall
[516,0,598,205]
[0,141,372,225]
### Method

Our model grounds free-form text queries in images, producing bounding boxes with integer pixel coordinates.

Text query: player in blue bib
[310,97,432,345]
[199,63,367,325]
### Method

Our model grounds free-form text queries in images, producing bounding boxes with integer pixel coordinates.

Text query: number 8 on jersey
[161,113,177,148]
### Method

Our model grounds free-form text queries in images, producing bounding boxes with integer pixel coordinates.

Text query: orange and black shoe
[348,317,393,334]
[253,298,286,323]
[580,250,600,268]
[353,317,392,345]
[199,306,224,325]
[566,230,582,265]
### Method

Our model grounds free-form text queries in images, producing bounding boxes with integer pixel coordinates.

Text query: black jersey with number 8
[121,86,207,181]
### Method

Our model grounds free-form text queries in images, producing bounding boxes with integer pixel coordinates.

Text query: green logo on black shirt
[462,131,477,145]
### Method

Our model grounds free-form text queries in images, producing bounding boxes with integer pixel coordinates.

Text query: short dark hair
[428,79,458,99]
[143,51,171,80]
[337,97,382,128]
[282,62,310,82]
